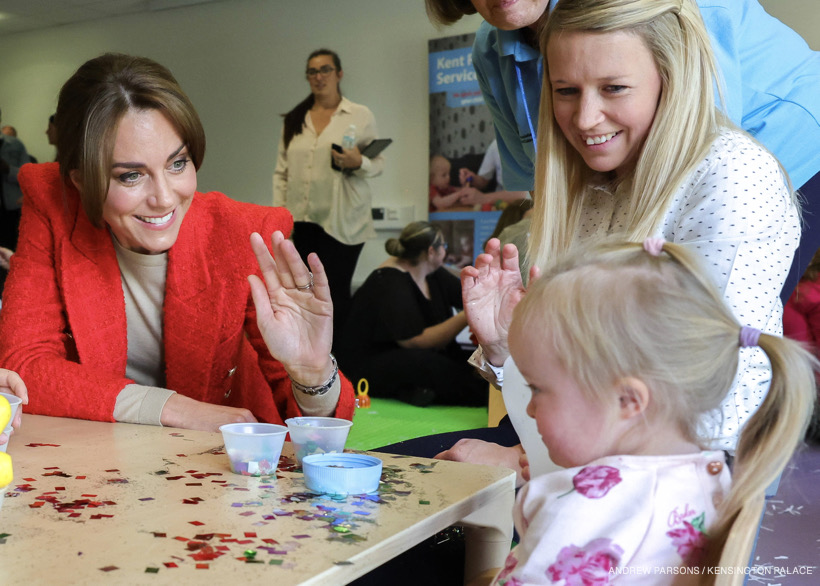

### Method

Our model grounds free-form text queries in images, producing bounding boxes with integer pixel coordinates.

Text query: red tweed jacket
[0,163,355,424]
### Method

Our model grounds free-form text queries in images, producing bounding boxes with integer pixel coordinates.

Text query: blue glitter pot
[302,453,383,495]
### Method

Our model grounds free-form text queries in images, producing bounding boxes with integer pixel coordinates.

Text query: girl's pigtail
[700,333,816,575]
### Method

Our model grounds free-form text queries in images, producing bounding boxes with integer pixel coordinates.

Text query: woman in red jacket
[0,53,355,431]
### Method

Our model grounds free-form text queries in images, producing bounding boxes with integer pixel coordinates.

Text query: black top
[339,266,462,358]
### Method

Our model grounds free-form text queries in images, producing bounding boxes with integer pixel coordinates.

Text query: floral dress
[492,452,730,585]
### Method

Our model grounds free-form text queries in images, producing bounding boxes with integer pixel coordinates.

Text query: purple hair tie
[643,237,665,257]
[739,326,761,348]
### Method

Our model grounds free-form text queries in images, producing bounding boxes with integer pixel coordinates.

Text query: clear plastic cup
[218,423,288,476]
[0,392,23,454]
[0,392,22,427]
[285,416,353,465]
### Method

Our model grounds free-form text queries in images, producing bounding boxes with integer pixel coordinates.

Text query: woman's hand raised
[248,231,336,388]
[461,238,535,367]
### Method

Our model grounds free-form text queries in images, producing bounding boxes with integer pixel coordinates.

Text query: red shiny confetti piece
[244,532,257,538]
[68,513,81,518]
[182,499,200,505]
[169,432,184,437]
[163,562,178,569]
[189,521,205,526]
[152,532,167,538]
[29,502,45,508]
[185,470,198,474]
[99,566,119,572]
[23,478,36,482]
[44,467,60,470]
[81,494,97,498]
[90,514,114,520]
[75,476,86,480]
[185,483,202,486]
[186,541,207,551]
[105,469,120,472]
[166,476,185,481]
[196,564,209,569]
[262,538,278,544]
[194,533,215,541]
[176,454,188,457]
[55,487,65,491]
[25,443,60,447]
[174,536,190,542]
[237,539,254,545]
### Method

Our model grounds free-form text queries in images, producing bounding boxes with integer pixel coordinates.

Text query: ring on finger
[296,272,315,290]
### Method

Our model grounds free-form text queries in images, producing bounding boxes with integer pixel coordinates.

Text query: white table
[0,415,514,584]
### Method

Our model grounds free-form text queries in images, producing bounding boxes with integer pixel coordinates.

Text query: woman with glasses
[337,221,488,407]
[274,48,384,347]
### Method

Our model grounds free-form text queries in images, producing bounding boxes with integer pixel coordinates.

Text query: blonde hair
[512,239,816,576]
[528,0,724,270]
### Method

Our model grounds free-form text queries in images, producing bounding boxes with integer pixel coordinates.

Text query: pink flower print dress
[491,452,730,585]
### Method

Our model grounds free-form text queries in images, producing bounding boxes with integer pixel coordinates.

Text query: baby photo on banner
[428,33,502,270]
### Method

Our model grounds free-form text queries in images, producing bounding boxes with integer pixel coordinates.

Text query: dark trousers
[782,170,820,304]
[291,222,363,350]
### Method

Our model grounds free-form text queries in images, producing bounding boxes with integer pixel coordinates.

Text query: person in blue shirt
[424,0,820,301]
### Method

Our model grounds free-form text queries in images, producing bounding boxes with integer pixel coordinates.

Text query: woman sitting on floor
[337,221,486,407]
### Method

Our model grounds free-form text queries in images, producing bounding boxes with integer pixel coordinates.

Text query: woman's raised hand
[248,231,336,387]
[461,238,530,366]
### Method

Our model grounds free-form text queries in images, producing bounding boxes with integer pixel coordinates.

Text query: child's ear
[614,377,650,420]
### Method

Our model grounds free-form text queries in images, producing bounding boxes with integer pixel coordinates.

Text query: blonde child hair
[512,238,816,575]
[527,0,793,270]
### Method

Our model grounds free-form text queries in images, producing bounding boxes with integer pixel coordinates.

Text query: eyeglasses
[306,65,336,78]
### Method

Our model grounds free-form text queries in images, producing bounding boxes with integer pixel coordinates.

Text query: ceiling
[0,0,225,36]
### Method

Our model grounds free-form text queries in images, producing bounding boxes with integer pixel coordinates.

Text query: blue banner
[428,47,484,108]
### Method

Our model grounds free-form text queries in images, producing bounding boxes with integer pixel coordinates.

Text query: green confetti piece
[145,567,160,574]
[419,500,430,505]
[269,559,284,566]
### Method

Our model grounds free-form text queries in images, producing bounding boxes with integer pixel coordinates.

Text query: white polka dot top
[578,128,801,451]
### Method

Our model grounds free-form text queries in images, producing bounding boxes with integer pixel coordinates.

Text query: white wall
[0,0,483,285]
[0,0,816,284]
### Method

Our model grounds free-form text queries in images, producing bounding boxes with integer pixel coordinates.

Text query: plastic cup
[0,392,22,454]
[218,423,288,476]
[0,392,22,427]
[285,417,353,465]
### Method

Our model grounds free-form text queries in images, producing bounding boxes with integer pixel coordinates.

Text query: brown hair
[424,0,477,25]
[281,49,343,149]
[385,221,444,265]
[56,53,206,226]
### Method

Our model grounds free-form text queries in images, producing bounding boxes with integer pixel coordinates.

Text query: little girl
[492,239,816,584]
